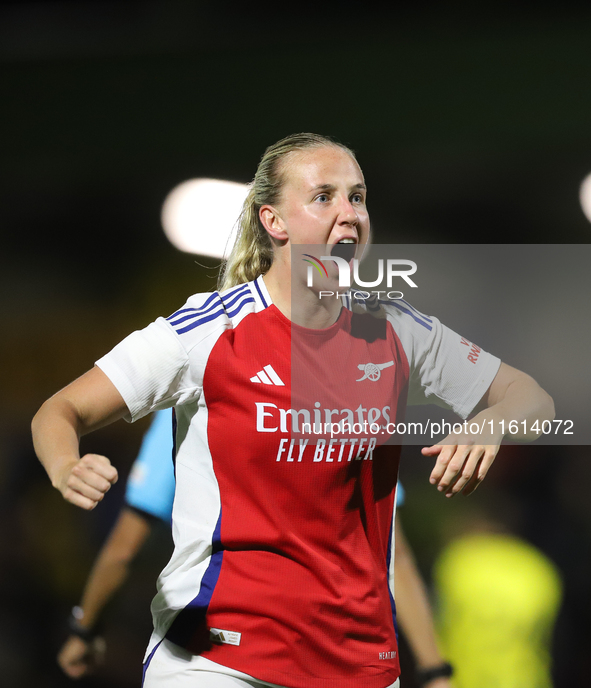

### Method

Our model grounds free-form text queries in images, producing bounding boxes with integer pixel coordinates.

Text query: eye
[316,193,329,203]
[350,193,364,204]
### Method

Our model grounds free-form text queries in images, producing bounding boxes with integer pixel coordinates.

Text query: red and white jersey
[96,276,500,688]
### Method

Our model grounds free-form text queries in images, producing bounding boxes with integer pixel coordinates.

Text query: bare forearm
[77,558,130,630]
[395,528,444,668]
[32,396,116,509]
[32,367,127,509]
[474,371,555,442]
[57,509,151,680]
[32,395,83,489]
[75,509,151,629]
[396,569,443,667]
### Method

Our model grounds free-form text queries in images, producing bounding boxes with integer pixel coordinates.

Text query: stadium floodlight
[161,178,249,257]
[580,172,591,224]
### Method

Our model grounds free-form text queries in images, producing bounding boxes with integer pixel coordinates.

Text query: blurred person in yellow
[433,495,562,688]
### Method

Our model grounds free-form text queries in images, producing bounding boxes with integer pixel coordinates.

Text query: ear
[259,205,288,242]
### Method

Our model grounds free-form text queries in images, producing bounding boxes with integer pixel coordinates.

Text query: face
[267,145,370,254]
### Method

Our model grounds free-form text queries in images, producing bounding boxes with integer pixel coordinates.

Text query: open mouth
[330,238,357,263]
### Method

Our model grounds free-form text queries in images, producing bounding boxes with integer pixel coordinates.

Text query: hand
[57,634,106,679]
[421,416,503,496]
[56,454,118,510]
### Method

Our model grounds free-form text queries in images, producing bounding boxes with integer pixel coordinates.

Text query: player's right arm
[31,366,127,509]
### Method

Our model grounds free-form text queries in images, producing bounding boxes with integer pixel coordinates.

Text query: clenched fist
[57,454,118,510]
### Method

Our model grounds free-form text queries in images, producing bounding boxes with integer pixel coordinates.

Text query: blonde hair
[218,133,356,291]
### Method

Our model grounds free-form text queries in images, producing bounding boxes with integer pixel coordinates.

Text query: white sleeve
[385,302,501,419]
[96,317,201,422]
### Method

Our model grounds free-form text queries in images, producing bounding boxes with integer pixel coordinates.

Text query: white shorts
[143,638,401,688]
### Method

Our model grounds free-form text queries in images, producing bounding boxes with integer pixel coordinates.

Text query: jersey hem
[147,639,400,688]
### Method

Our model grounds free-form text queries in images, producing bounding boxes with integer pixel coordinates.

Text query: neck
[263,262,342,329]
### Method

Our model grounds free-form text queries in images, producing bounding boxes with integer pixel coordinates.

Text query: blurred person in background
[433,493,562,688]
[58,410,453,687]
[394,486,453,688]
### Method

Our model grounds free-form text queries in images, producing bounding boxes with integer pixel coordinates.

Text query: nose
[337,196,358,226]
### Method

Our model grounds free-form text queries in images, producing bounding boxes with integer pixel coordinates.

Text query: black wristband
[67,606,98,643]
[416,662,454,685]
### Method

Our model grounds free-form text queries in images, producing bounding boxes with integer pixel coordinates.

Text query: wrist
[416,661,454,686]
[68,606,99,642]
[50,457,79,491]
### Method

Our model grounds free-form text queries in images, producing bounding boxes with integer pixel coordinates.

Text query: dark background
[1,1,590,686]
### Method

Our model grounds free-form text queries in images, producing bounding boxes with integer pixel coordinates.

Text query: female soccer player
[32,133,554,688]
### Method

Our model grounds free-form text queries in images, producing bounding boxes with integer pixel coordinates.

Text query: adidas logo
[250,365,285,386]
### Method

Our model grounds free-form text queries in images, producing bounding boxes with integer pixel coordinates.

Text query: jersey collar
[251,274,273,311]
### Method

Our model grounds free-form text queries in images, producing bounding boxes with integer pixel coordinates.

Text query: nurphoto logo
[303,254,418,301]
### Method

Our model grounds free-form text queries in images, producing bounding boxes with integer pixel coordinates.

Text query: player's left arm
[423,362,554,496]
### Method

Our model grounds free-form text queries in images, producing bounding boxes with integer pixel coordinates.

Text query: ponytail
[218,186,273,290]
